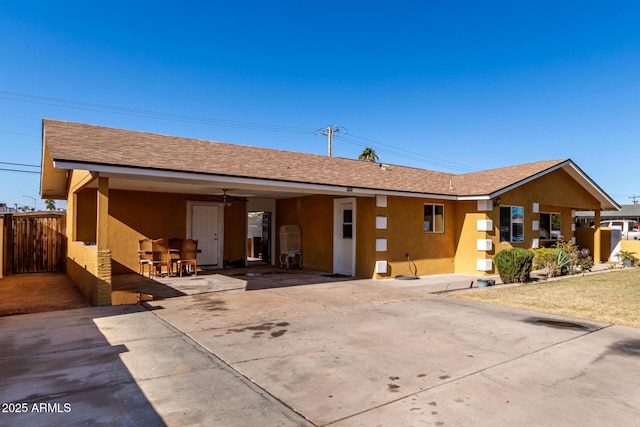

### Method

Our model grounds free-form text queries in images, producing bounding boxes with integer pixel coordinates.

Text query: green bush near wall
[494,248,534,284]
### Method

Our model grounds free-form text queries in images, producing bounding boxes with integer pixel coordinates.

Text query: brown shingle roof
[453,160,569,196]
[41,119,569,197]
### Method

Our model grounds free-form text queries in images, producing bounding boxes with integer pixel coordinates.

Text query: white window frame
[539,212,562,241]
[424,204,444,233]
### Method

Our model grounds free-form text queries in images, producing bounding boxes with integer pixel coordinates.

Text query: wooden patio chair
[151,238,171,277]
[138,238,154,277]
[169,238,183,276]
[176,239,198,277]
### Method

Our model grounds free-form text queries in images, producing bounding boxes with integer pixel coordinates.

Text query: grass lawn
[453,268,640,328]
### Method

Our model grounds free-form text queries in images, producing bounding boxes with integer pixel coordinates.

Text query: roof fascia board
[456,195,491,201]
[365,189,457,200]
[561,162,621,210]
[39,124,47,197]
[53,161,458,200]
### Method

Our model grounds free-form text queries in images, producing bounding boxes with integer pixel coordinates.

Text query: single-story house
[40,119,620,305]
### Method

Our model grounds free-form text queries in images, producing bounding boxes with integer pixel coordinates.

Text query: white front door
[333,198,356,276]
[190,203,222,266]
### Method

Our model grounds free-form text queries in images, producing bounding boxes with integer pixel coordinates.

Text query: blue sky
[2,1,640,209]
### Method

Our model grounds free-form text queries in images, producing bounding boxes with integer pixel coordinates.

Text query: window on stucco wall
[343,209,353,239]
[424,204,444,233]
[540,212,561,240]
[500,206,524,243]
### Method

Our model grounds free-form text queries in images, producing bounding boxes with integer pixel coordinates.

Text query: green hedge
[494,248,534,284]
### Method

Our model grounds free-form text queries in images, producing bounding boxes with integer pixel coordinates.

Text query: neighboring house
[575,204,640,226]
[40,119,620,305]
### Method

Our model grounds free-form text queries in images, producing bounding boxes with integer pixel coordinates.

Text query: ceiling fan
[219,189,248,207]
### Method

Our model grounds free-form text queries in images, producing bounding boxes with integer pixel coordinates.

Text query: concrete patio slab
[330,323,640,427]
[0,306,312,427]
[146,279,426,332]
[179,296,619,426]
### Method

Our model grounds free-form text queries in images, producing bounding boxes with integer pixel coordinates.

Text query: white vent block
[477,239,493,251]
[375,260,388,274]
[376,238,387,252]
[376,216,387,229]
[532,238,540,249]
[477,200,492,211]
[477,219,493,232]
[376,195,387,207]
[532,220,539,231]
[571,210,576,218]
[571,237,576,244]
[532,202,539,213]
[571,223,576,231]
[477,259,493,271]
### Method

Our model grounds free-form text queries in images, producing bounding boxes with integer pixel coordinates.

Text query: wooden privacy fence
[11,212,66,273]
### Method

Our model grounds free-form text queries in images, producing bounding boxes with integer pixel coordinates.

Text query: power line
[0,161,40,168]
[0,89,479,172]
[0,90,317,135]
[334,133,479,172]
[342,132,479,171]
[0,129,39,137]
[314,125,347,157]
[0,167,40,174]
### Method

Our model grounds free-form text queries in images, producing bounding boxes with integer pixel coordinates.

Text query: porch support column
[97,176,109,250]
[95,175,112,305]
[593,210,601,263]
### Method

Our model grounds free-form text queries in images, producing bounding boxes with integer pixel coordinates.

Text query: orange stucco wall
[575,227,611,260]
[276,195,335,273]
[66,185,246,275]
[356,197,376,278]
[223,202,248,262]
[492,169,599,251]
[377,196,457,278]
[275,170,603,279]
[107,190,246,273]
[454,168,603,275]
[63,166,607,285]
[275,195,376,276]
[453,201,484,274]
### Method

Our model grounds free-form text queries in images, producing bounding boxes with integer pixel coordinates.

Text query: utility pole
[630,194,639,205]
[315,125,346,157]
[22,195,36,211]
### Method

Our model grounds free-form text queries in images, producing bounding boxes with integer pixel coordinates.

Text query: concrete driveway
[2,279,639,426]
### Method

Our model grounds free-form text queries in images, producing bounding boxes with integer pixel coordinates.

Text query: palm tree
[358,147,379,162]
[45,199,56,211]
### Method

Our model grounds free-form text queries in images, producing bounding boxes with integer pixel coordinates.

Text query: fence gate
[12,213,66,273]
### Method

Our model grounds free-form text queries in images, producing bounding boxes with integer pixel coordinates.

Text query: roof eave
[52,160,459,200]
[40,127,69,200]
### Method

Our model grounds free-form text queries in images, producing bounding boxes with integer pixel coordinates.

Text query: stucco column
[593,210,601,263]
[97,176,109,251]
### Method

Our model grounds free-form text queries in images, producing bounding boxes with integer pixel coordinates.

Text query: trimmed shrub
[494,248,534,284]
